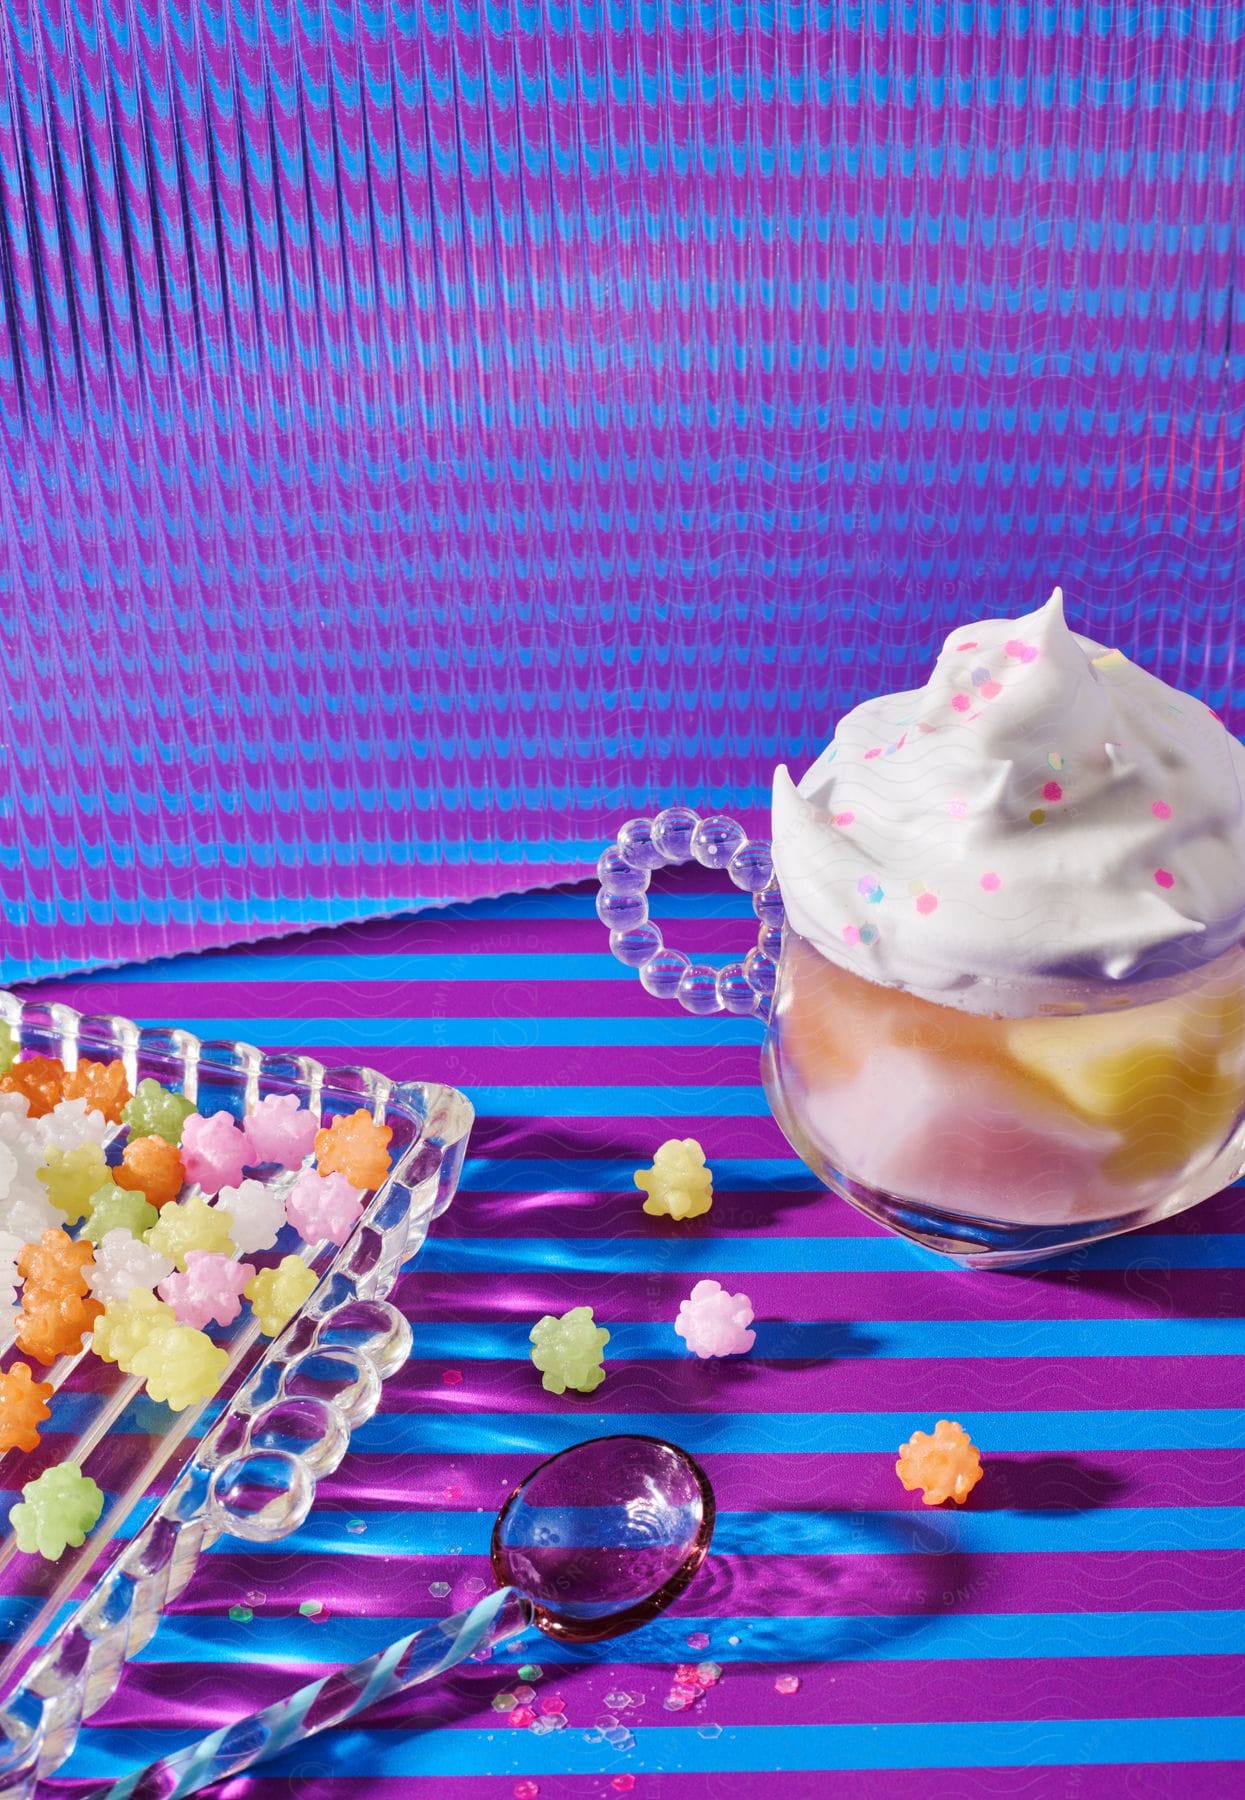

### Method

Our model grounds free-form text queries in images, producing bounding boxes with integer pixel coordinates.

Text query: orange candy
[896,1419,984,1507]
[114,1135,185,1209]
[0,1055,66,1119]
[16,1288,103,1365]
[63,1058,132,1123]
[0,1363,55,1453]
[17,1227,94,1297]
[314,1109,393,1191]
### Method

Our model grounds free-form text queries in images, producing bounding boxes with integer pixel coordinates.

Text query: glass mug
[598,808,1245,1268]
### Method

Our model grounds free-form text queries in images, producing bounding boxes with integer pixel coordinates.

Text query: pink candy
[244,1094,318,1170]
[181,1111,250,1196]
[285,1167,366,1246]
[674,1279,756,1359]
[158,1250,256,1329]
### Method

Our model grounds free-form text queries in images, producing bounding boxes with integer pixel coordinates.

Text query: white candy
[38,1097,111,1150]
[85,1230,176,1305]
[211,1178,286,1255]
[0,1188,62,1245]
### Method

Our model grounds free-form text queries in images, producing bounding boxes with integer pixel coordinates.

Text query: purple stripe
[395,1268,1245,1322]
[54,1775,1245,1800]
[85,1654,1245,1733]
[466,1116,790,1158]
[40,979,667,1019]
[389,1356,1245,1416]
[311,1450,1245,1516]
[173,1549,1245,1623]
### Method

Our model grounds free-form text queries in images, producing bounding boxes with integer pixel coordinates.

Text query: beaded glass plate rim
[0,986,474,1790]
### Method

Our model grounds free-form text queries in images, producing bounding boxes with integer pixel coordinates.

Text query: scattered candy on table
[0,1055,66,1118]
[82,1182,158,1244]
[122,1078,197,1146]
[896,1419,984,1506]
[158,1250,256,1329]
[634,1138,714,1220]
[10,1462,105,1560]
[245,1254,318,1336]
[86,1231,176,1305]
[146,1194,236,1270]
[115,1135,186,1209]
[529,1306,610,1395]
[180,1110,251,1195]
[313,1109,393,1191]
[62,1058,131,1123]
[211,1177,286,1255]
[37,1143,109,1224]
[0,1362,54,1453]
[92,1290,178,1373]
[131,1322,229,1411]
[285,1167,366,1245]
[674,1279,756,1358]
[16,1286,103,1364]
[244,1093,318,1169]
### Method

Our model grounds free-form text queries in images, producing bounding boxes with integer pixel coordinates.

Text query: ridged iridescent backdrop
[1,3,1243,978]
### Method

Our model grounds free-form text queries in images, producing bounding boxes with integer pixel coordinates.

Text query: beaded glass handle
[596,808,784,1018]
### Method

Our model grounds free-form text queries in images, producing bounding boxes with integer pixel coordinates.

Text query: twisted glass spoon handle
[93,1587,530,1799]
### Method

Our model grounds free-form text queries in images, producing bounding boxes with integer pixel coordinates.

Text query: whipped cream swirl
[772,590,1245,1012]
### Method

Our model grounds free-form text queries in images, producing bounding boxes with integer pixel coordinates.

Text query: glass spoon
[91,1434,716,1799]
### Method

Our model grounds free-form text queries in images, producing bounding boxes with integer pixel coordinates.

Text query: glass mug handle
[596,808,784,1019]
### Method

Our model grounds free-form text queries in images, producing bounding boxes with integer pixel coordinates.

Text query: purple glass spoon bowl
[88,1434,715,1799]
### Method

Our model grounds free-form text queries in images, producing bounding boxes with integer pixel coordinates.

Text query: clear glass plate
[0,989,473,1794]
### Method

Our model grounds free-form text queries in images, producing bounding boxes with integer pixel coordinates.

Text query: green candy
[529,1305,610,1396]
[10,1461,105,1561]
[122,1079,196,1146]
[0,1020,15,1076]
[82,1181,158,1244]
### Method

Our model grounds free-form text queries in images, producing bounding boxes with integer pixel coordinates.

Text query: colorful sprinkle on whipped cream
[772,589,1245,1013]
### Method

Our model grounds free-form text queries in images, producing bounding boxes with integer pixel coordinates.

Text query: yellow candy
[131,1323,228,1411]
[37,1143,109,1225]
[1007,955,1245,1182]
[634,1138,714,1221]
[245,1254,317,1336]
[91,1290,176,1374]
[145,1194,235,1270]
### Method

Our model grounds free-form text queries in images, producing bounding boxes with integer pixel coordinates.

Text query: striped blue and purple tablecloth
[29,872,1245,1797]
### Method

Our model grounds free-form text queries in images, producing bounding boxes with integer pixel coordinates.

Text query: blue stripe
[420,1232,1245,1275]
[457,1157,816,1191]
[91,953,638,984]
[141,1016,765,1048]
[62,1714,1245,1780]
[272,1504,1245,1559]
[352,1410,1245,1456]
[113,1609,1245,1672]
[405,1317,1245,1359]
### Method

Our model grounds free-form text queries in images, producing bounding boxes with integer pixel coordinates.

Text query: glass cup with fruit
[598,592,1245,1267]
